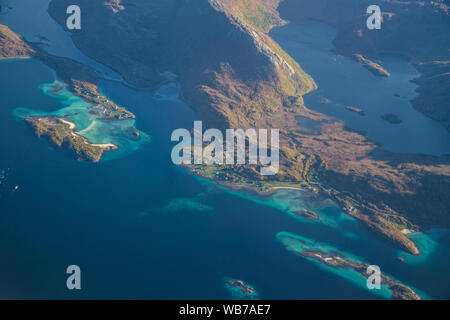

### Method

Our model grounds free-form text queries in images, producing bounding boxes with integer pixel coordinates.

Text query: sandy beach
[59,118,118,150]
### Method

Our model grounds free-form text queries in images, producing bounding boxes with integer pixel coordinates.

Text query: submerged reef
[277,232,421,300]
[224,277,259,300]
[18,79,149,162]
[381,113,402,124]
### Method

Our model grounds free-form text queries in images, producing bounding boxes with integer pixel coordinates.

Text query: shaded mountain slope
[279,0,450,131]
[44,0,450,255]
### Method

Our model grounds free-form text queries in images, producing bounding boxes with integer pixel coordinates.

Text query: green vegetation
[353,54,390,78]
[73,81,135,120]
[225,0,284,33]
[0,24,35,60]
[381,113,402,124]
[190,163,316,193]
[46,0,450,255]
[25,116,105,162]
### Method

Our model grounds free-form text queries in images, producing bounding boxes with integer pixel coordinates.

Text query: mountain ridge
[43,0,450,255]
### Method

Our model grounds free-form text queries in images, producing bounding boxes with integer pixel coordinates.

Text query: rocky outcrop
[46,0,450,255]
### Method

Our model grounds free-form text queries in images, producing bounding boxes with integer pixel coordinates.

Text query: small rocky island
[278,232,421,300]
[381,113,402,124]
[293,209,319,220]
[353,54,390,77]
[25,116,117,162]
[345,106,365,116]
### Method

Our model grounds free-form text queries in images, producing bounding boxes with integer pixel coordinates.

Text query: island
[353,54,390,78]
[0,24,35,60]
[45,0,450,256]
[345,106,365,116]
[381,113,402,124]
[279,0,450,131]
[25,116,117,162]
[300,250,420,300]
[73,81,135,120]
[224,278,259,300]
[293,209,319,220]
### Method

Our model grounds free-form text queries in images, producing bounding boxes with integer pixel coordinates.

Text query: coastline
[185,166,313,197]
[185,165,423,256]
[0,55,32,62]
[59,118,118,150]
[39,0,447,260]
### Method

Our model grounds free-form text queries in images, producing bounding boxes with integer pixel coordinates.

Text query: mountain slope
[279,0,450,131]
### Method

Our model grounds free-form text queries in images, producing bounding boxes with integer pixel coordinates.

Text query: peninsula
[42,0,450,254]
[353,54,390,78]
[25,116,117,162]
[0,23,141,162]
[278,232,421,300]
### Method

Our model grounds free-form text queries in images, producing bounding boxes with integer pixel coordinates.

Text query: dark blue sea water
[0,1,449,299]
[271,20,450,155]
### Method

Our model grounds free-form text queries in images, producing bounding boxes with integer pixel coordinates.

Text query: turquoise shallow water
[0,2,449,299]
[13,78,150,161]
[277,231,432,300]
[197,175,358,232]
[398,230,449,265]
[277,231,394,299]
[0,0,122,80]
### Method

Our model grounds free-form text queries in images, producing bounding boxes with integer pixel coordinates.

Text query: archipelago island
[2,0,449,258]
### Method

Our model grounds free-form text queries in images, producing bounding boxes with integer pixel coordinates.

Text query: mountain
[279,0,450,132]
[45,0,450,255]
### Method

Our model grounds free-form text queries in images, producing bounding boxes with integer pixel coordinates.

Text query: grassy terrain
[0,24,35,59]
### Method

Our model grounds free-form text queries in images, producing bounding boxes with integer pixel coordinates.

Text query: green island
[381,113,402,125]
[0,24,35,60]
[353,54,390,78]
[38,0,450,255]
[25,116,117,162]
[73,80,135,120]
[0,23,146,162]
[345,106,365,116]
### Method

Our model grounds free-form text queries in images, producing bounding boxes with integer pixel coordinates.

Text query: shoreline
[0,55,33,62]
[186,166,313,197]
[58,118,118,151]
[186,166,423,256]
